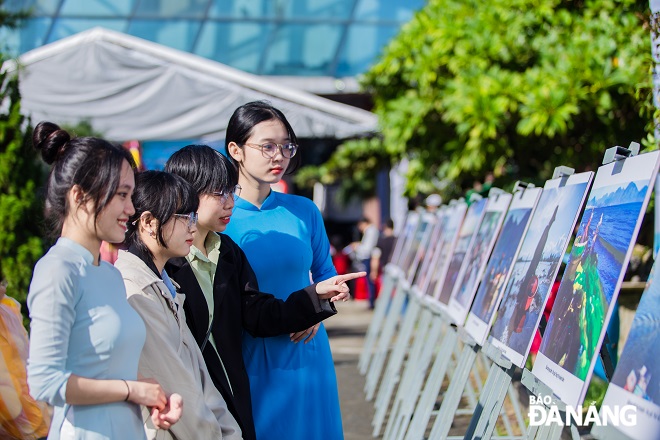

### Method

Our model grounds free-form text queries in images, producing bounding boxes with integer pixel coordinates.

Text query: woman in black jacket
[164,145,363,440]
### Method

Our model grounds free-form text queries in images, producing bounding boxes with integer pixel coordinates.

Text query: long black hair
[165,144,237,195]
[124,171,198,260]
[32,121,136,239]
[224,101,301,173]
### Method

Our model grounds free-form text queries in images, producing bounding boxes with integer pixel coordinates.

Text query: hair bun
[33,121,72,165]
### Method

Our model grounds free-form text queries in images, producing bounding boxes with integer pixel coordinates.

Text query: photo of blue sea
[540,180,649,380]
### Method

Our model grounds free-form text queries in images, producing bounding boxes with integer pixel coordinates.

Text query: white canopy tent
[5,27,378,141]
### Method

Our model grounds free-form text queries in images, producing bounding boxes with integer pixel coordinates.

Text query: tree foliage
[303,0,655,199]
[295,137,391,200]
[0,2,42,321]
[0,63,43,313]
[0,1,29,30]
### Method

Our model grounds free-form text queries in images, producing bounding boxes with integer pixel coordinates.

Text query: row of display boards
[358,143,660,440]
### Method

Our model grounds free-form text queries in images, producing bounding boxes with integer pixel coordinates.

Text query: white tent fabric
[6,27,378,141]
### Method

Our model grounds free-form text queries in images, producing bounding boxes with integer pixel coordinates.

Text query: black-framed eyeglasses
[244,142,298,159]
[211,184,242,204]
[173,212,198,229]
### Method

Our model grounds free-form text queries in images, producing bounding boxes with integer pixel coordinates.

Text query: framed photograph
[415,208,448,294]
[532,150,660,407]
[388,210,413,268]
[405,211,440,284]
[434,198,487,306]
[489,172,593,367]
[426,202,468,300]
[465,186,542,345]
[391,211,421,269]
[594,262,660,440]
[446,192,512,325]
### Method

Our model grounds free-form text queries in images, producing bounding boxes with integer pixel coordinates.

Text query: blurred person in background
[352,217,380,309]
[424,194,442,212]
[370,218,397,291]
[0,280,51,439]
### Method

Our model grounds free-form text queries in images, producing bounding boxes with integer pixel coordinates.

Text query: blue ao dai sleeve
[308,200,337,282]
[27,258,78,406]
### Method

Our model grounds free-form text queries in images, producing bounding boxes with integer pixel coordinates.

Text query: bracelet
[122,379,130,402]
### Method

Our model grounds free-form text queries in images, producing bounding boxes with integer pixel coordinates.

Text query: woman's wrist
[122,379,131,402]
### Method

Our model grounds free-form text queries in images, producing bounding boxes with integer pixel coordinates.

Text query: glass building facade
[3,0,424,78]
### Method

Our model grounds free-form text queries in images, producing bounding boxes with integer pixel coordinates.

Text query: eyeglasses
[243,142,298,159]
[211,184,242,204]
[173,212,198,229]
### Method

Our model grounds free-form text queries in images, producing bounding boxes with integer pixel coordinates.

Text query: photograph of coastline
[532,150,660,407]
[489,172,593,367]
[435,198,487,305]
[447,192,512,325]
[595,263,660,440]
[465,186,542,346]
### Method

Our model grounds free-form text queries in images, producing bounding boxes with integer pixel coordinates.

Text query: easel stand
[427,329,482,439]
[463,341,524,440]
[403,305,461,440]
[382,294,448,439]
[364,274,409,400]
[372,285,423,435]
[359,264,401,375]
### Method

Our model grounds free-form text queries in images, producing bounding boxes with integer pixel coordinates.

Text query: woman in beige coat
[115,170,242,440]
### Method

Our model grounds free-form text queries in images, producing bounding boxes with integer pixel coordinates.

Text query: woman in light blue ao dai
[27,122,181,439]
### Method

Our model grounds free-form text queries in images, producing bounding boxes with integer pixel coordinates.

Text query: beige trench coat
[115,250,242,440]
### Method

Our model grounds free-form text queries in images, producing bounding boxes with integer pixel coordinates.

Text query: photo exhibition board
[392,211,421,269]
[464,186,543,345]
[532,150,660,408]
[434,198,487,308]
[406,211,440,284]
[656,175,660,259]
[388,210,412,268]
[427,202,468,300]
[594,262,660,440]
[489,171,594,368]
[415,208,448,295]
[446,192,512,326]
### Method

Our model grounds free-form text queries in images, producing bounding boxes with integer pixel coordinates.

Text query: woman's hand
[150,393,183,430]
[315,272,366,302]
[290,323,320,344]
[126,378,167,410]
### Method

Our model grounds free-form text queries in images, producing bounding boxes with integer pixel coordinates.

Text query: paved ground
[326,299,377,440]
